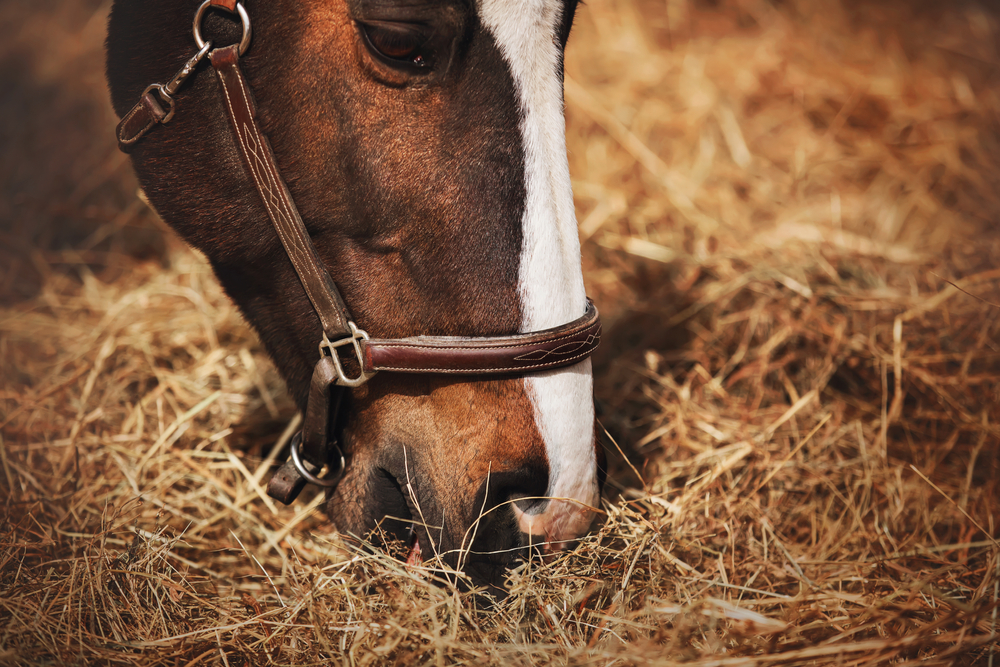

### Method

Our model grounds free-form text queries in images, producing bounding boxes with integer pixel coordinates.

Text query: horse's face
[107,0,601,587]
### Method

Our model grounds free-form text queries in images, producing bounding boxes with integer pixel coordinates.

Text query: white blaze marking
[479,0,599,547]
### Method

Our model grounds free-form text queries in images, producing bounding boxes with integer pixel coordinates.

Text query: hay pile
[2,0,999,664]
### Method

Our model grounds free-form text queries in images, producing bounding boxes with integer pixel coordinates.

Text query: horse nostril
[368,468,413,544]
[495,466,549,517]
[475,465,549,520]
[511,492,548,516]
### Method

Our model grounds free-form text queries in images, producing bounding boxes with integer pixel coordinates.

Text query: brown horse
[106,0,603,588]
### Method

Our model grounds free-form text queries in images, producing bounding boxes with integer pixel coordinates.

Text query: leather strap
[267,357,346,504]
[362,300,601,375]
[117,90,169,149]
[210,45,354,340]
[210,0,238,9]
[116,33,214,152]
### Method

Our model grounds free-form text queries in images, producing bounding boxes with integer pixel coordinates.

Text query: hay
[2,0,999,664]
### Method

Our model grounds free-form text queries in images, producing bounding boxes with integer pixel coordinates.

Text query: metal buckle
[193,1,252,57]
[141,83,176,123]
[140,39,212,125]
[289,431,344,488]
[163,40,213,100]
[320,322,376,388]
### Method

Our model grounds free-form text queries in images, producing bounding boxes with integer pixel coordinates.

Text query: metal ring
[193,1,252,56]
[289,432,344,488]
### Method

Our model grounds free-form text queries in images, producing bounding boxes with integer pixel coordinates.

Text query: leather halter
[116,0,602,504]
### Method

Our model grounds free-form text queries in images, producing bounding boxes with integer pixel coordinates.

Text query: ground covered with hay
[2,0,999,664]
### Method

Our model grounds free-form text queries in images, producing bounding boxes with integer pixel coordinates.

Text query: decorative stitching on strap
[371,347,597,374]
[368,315,600,353]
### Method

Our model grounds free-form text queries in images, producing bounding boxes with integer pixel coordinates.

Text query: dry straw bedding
[2,0,999,664]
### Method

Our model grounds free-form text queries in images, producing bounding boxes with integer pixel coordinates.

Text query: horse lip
[405,526,423,566]
[396,472,434,564]
[381,469,560,587]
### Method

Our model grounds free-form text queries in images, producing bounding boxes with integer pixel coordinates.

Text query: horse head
[106,0,603,589]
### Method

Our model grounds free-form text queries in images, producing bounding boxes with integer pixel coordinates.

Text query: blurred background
[1,0,165,305]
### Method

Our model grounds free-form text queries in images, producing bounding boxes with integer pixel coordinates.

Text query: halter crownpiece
[116,0,602,504]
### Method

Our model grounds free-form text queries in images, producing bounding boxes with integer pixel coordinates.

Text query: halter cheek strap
[115,0,602,505]
[209,45,355,342]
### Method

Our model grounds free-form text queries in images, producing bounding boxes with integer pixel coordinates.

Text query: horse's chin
[323,464,512,589]
[396,480,527,594]
[325,422,560,592]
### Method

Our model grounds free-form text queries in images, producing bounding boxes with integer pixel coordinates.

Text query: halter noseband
[116,0,602,504]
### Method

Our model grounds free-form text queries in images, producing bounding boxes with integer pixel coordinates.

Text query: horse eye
[359,22,432,68]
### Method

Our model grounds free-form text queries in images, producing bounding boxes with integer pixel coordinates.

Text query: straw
[2,0,999,664]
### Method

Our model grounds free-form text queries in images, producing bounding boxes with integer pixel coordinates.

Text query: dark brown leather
[117,90,169,149]
[210,0,239,9]
[267,357,345,504]
[300,357,339,459]
[267,446,309,504]
[211,45,354,340]
[362,300,601,375]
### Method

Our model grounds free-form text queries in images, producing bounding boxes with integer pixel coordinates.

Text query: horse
[105,0,604,589]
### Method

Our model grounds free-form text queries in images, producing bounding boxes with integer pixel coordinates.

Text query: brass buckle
[320,322,375,388]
